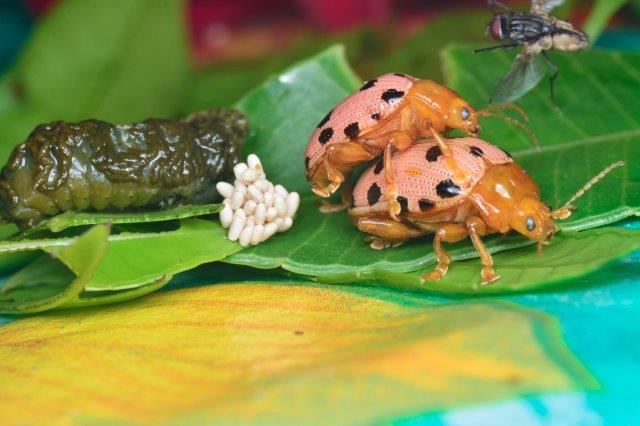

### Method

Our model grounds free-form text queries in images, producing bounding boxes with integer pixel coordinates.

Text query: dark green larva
[0,108,247,229]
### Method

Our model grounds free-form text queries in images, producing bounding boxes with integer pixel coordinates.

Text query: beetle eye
[461,107,470,121]
[525,216,536,232]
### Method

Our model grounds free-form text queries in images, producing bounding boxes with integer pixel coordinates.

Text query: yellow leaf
[0,283,597,424]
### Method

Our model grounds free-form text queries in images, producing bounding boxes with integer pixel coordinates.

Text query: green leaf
[235,45,361,194]
[319,227,640,295]
[583,0,630,41]
[0,219,242,311]
[0,0,189,161]
[76,219,241,292]
[227,45,640,291]
[22,203,221,235]
[226,196,533,277]
[0,225,109,313]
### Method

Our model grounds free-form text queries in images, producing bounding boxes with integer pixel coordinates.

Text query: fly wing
[490,52,546,104]
[531,0,565,14]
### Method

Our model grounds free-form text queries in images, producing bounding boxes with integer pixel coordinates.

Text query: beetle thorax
[467,163,540,233]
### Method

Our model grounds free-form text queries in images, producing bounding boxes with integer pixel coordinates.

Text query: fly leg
[541,50,559,104]
[466,217,500,285]
[355,216,424,249]
[474,43,518,53]
[423,124,473,185]
[488,0,510,13]
[421,223,469,282]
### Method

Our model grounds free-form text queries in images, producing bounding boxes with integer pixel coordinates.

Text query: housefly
[476,0,590,103]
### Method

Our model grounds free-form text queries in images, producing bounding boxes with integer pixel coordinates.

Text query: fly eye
[490,16,505,40]
[526,216,536,232]
[461,107,470,121]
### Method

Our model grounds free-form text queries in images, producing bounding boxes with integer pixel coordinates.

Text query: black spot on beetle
[419,198,435,211]
[360,79,377,91]
[393,72,407,77]
[425,145,442,162]
[367,183,382,206]
[436,179,461,198]
[381,89,404,103]
[316,109,333,128]
[344,122,360,140]
[304,156,310,170]
[469,146,484,157]
[396,196,408,213]
[371,112,381,121]
[373,159,384,175]
[318,127,334,144]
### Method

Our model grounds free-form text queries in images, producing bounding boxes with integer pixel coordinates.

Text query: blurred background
[0,0,637,162]
[3,0,639,77]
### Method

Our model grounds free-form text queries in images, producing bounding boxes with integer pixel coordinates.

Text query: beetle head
[511,197,556,243]
[449,98,480,135]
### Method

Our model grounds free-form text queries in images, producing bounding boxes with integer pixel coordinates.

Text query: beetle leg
[466,217,500,285]
[311,142,376,198]
[422,223,469,282]
[355,216,423,249]
[428,127,473,184]
[318,176,353,213]
[383,143,402,221]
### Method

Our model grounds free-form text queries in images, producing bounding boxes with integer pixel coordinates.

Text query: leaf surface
[229,45,640,291]
[22,203,221,235]
[0,283,597,423]
[0,225,108,313]
[0,219,242,311]
[320,227,640,295]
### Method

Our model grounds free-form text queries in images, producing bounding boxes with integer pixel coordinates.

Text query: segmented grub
[0,108,248,228]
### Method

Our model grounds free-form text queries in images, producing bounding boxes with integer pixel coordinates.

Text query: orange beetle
[348,137,623,284]
[304,73,532,219]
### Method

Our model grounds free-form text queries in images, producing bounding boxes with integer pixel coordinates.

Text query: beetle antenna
[479,110,540,151]
[480,103,529,122]
[552,161,625,219]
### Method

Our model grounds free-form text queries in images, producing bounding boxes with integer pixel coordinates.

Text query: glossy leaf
[320,227,640,295]
[0,0,189,162]
[228,46,640,289]
[227,196,533,276]
[0,283,597,423]
[0,225,108,313]
[22,203,221,235]
[236,45,361,194]
[0,219,242,311]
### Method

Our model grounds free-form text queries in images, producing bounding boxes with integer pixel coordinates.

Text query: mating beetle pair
[304,73,622,284]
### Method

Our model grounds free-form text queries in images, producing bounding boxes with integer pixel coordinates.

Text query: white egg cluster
[216,154,300,247]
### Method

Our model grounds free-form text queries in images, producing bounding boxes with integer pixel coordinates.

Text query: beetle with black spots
[348,136,623,285]
[304,72,534,220]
